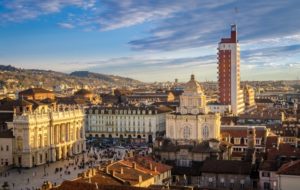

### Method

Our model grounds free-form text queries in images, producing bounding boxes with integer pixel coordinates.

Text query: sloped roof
[259,160,279,171]
[266,143,300,160]
[75,89,92,96]
[277,160,300,175]
[19,88,53,95]
[0,129,14,138]
[221,126,267,138]
[127,156,172,174]
[201,160,252,175]
[255,99,274,104]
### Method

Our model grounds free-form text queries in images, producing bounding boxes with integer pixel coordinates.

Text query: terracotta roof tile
[0,129,14,138]
[277,160,300,175]
[19,88,53,95]
[201,160,252,175]
[266,143,300,160]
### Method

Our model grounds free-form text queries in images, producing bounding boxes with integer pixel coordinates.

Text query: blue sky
[0,0,300,82]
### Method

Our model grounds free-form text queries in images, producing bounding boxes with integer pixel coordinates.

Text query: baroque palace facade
[166,74,221,143]
[155,75,230,168]
[86,105,171,143]
[7,99,86,168]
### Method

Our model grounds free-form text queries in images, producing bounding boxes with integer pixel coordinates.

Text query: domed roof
[185,74,203,93]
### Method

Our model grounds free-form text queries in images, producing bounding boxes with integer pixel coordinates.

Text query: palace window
[183,126,190,139]
[208,177,213,187]
[256,139,261,145]
[220,178,225,187]
[202,125,209,139]
[178,160,191,167]
[234,138,241,145]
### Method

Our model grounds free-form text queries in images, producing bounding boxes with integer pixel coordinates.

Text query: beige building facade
[7,103,86,168]
[166,74,221,143]
[0,130,14,168]
[86,106,170,143]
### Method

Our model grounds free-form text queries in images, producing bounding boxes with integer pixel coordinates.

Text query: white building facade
[7,104,86,168]
[0,130,14,169]
[166,75,221,143]
[207,104,231,115]
[86,106,169,143]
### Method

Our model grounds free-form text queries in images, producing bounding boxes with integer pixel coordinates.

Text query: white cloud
[58,22,75,29]
[0,0,97,22]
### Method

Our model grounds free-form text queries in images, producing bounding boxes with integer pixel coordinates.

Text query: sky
[0,0,300,82]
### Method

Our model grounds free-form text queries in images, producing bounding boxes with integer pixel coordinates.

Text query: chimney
[132,162,137,169]
[138,175,143,183]
[120,167,124,174]
[245,126,256,164]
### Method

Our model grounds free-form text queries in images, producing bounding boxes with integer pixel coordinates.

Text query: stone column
[81,120,84,140]
[51,147,56,162]
[60,124,63,143]
[55,125,59,144]
[68,145,73,157]
[65,123,69,142]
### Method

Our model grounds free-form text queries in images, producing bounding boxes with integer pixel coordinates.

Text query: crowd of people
[0,140,149,190]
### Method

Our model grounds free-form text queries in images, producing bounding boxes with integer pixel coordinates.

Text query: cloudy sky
[1,0,300,82]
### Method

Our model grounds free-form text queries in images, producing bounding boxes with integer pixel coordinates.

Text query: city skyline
[1,0,300,82]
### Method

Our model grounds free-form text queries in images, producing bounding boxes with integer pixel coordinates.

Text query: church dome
[185,74,203,93]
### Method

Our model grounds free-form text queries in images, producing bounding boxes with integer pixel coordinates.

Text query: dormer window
[234,138,241,145]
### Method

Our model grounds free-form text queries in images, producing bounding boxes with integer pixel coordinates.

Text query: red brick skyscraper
[218,25,244,115]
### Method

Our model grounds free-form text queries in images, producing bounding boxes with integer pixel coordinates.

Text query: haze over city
[1,0,300,82]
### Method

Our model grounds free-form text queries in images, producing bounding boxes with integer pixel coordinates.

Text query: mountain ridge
[0,65,142,90]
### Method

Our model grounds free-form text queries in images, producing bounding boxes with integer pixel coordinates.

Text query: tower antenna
[234,7,239,25]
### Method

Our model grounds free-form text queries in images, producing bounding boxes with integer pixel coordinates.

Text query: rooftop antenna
[234,7,239,25]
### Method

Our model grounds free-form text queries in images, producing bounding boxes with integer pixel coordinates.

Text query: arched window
[183,126,190,139]
[202,125,209,139]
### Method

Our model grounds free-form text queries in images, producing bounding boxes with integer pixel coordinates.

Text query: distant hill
[0,65,142,90]
[0,65,18,72]
[70,71,140,84]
